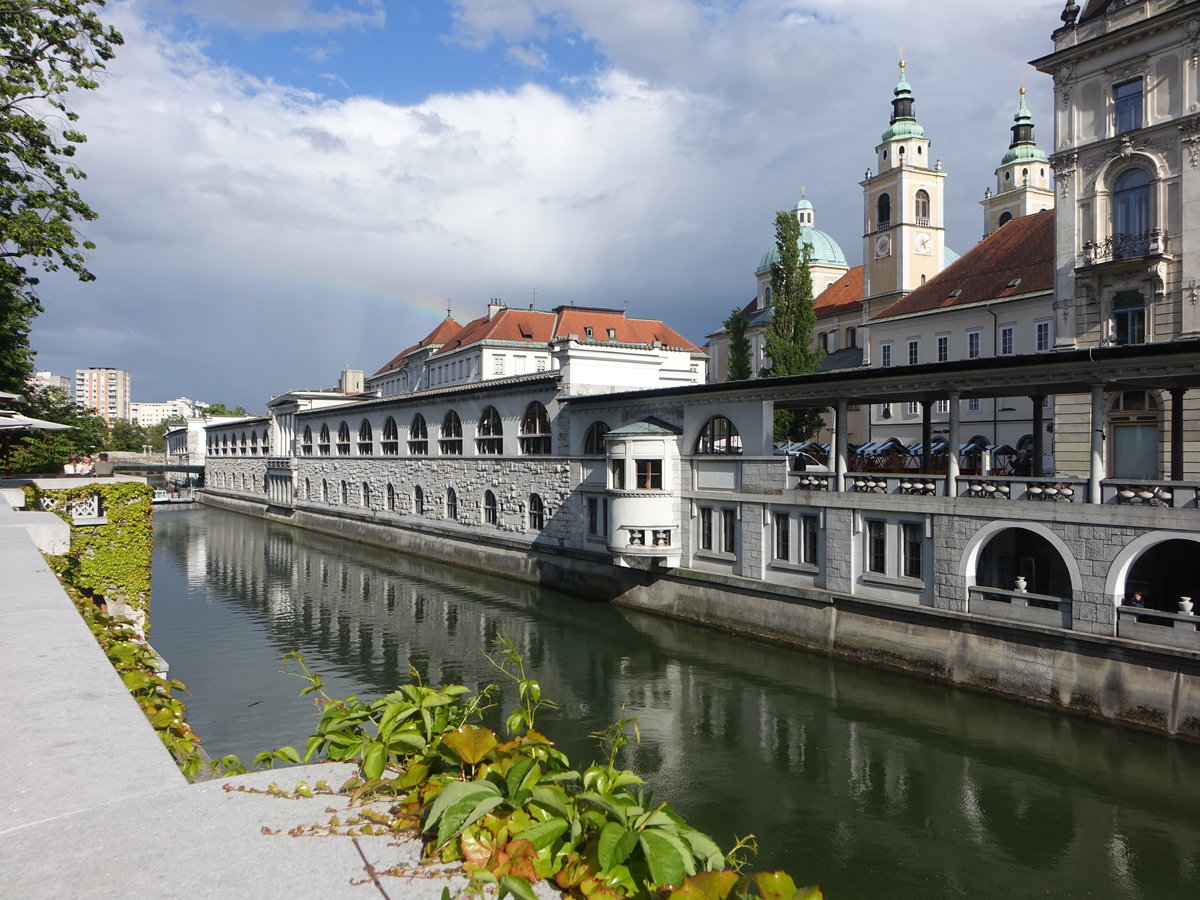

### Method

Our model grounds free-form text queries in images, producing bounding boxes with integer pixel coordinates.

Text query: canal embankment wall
[200,489,1200,741]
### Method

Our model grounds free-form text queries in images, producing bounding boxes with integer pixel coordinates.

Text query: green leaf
[362,741,388,781]
[598,822,638,872]
[511,817,569,851]
[680,829,725,871]
[529,785,572,820]
[750,872,812,900]
[639,830,687,888]
[498,874,539,900]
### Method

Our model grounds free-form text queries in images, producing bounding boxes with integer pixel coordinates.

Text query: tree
[107,417,145,452]
[200,402,250,417]
[764,209,825,442]
[144,414,185,453]
[0,2,123,393]
[723,307,752,381]
[2,383,107,472]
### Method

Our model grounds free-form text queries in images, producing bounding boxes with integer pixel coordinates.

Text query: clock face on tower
[914,231,933,255]
[874,233,892,259]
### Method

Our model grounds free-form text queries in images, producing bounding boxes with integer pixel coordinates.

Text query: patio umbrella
[0,410,75,430]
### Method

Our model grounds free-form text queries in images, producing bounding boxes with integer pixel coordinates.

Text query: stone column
[1170,388,1184,481]
[1031,395,1044,476]
[946,392,960,496]
[835,399,849,491]
[1089,384,1105,503]
[921,401,932,475]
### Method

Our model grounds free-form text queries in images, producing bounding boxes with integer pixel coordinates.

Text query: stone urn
[1180,597,1194,615]
[1015,576,1028,593]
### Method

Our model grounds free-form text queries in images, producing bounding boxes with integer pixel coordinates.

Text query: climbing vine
[25,482,154,626]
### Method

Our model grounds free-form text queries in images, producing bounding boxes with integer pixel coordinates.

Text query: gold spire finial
[898,47,905,72]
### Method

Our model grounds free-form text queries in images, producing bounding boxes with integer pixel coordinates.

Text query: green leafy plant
[272,639,822,899]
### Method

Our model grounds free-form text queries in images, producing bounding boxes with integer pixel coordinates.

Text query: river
[149,505,1200,898]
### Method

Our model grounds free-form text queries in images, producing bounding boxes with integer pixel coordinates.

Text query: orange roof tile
[432,308,557,356]
[553,307,702,351]
[814,267,864,320]
[872,209,1054,321]
[373,317,462,375]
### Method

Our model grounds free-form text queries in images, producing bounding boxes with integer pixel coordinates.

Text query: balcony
[1079,230,1164,266]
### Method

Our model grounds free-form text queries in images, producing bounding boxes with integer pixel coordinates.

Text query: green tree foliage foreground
[0,1,122,393]
[723,308,752,382]
[764,210,824,442]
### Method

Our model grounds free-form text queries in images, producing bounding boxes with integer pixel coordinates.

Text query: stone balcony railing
[1117,605,1200,651]
[968,585,1072,630]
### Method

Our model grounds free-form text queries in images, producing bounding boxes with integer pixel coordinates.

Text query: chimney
[488,298,505,320]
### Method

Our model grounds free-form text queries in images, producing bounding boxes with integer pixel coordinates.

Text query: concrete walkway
[0,499,464,898]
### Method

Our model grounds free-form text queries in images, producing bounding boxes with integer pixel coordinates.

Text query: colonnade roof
[567,341,1200,410]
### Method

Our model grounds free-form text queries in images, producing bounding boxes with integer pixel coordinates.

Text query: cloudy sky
[33,0,1061,410]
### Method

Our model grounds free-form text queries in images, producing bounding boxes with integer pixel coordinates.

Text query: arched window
[583,421,610,455]
[336,422,351,455]
[340,480,349,504]
[386,483,396,512]
[440,410,463,455]
[240,432,248,455]
[250,431,259,455]
[998,211,1013,228]
[446,487,458,520]
[695,416,742,455]
[358,420,373,456]
[381,417,399,455]
[877,192,891,229]
[304,477,311,500]
[301,426,313,456]
[914,189,930,224]
[483,490,498,525]
[528,493,545,530]
[318,424,331,456]
[322,479,330,503]
[409,414,428,455]
[477,406,503,455]
[414,485,424,515]
[221,434,228,454]
[520,402,551,454]
[361,481,370,508]
[1112,168,1150,257]
[262,430,270,453]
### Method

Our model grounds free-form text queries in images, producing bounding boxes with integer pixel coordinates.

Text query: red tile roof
[433,308,558,355]
[871,209,1054,321]
[814,267,864,320]
[373,317,462,375]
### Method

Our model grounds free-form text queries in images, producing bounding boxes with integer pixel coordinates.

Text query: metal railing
[1080,229,1164,265]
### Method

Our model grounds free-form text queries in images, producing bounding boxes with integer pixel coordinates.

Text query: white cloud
[34,1,1061,408]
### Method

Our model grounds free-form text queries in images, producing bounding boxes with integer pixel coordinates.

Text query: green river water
[149,505,1200,898]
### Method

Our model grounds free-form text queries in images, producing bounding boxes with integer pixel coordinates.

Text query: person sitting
[79,453,95,476]
[92,452,114,477]
[63,454,81,476]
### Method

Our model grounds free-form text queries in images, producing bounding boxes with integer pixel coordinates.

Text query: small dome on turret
[882,60,925,142]
[1000,87,1047,166]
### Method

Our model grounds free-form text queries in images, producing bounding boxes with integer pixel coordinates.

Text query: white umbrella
[0,410,75,431]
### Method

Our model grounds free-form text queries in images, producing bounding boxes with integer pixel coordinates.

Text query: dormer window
[607,328,616,340]
[585,326,593,338]
[1114,78,1143,134]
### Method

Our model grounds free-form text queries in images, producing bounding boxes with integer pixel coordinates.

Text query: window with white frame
[492,355,505,376]
[967,397,981,412]
[773,513,790,561]
[937,334,949,363]
[866,520,886,574]
[1000,326,1014,356]
[586,496,608,538]
[905,401,919,417]
[934,399,949,414]
[902,523,923,579]
[697,505,737,556]
[908,340,919,365]
[880,342,893,367]
[1035,320,1051,352]
[967,330,981,359]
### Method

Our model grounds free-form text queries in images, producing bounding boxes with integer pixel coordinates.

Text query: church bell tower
[861,60,947,317]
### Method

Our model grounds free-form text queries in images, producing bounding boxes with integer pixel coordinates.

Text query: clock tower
[860,60,947,321]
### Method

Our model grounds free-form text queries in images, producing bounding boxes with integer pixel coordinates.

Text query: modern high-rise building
[75,367,132,423]
[29,370,72,394]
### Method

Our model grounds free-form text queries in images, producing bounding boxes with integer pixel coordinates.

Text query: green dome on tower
[881,60,926,142]
[1000,87,1047,166]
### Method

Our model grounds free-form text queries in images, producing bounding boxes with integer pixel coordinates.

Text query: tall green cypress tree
[764,209,824,441]
[723,307,752,381]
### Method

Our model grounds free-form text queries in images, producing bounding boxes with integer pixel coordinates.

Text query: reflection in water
[152,507,1200,899]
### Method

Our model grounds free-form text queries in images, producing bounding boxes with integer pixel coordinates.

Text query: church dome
[757,198,848,271]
